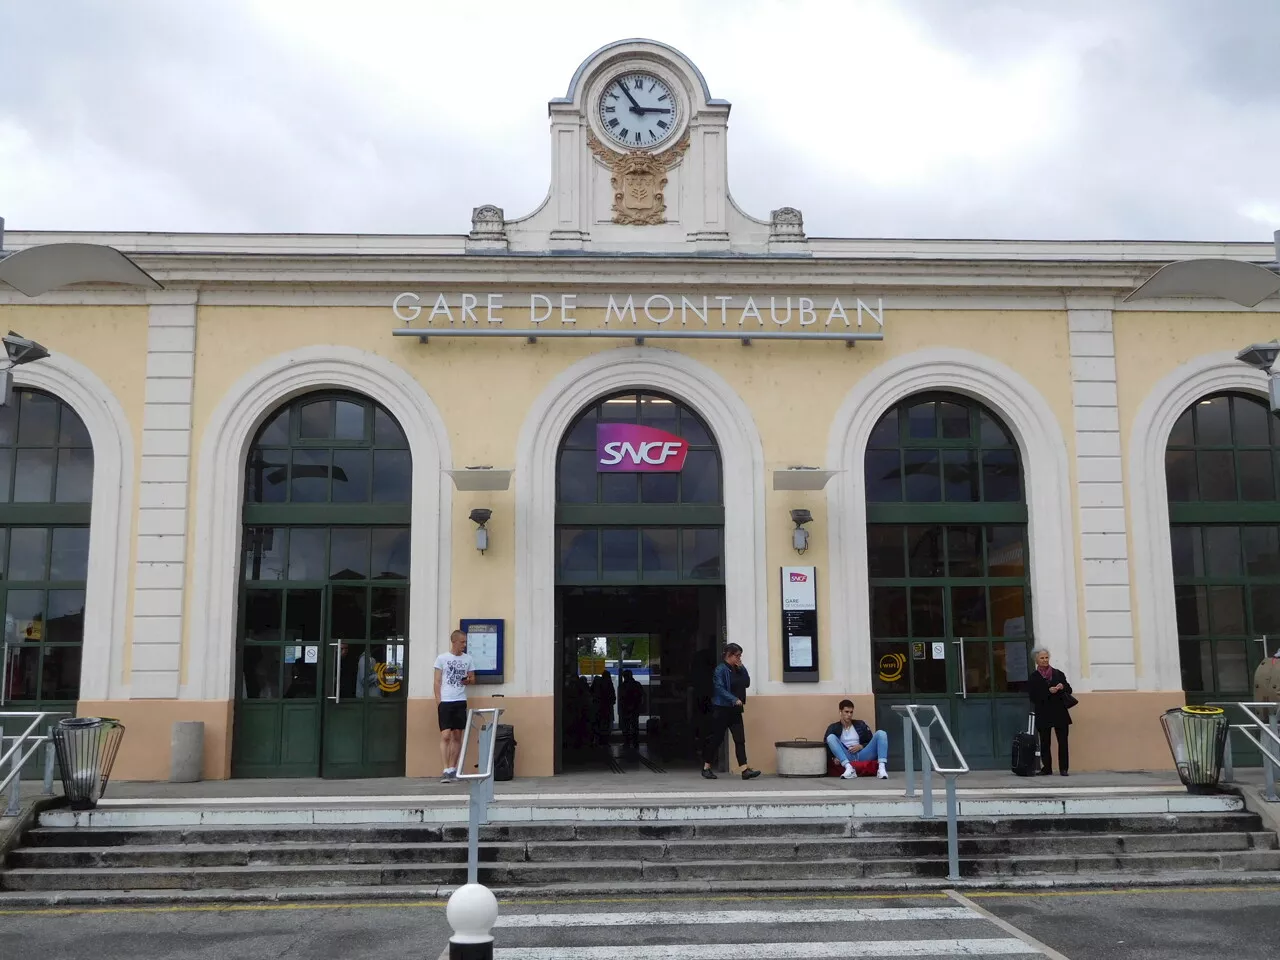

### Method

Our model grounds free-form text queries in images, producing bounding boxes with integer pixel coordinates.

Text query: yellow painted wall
[187,303,1077,689]
[1113,310,1280,671]
[0,303,149,687]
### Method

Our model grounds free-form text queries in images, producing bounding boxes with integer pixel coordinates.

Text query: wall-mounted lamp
[0,331,51,406]
[469,508,492,554]
[790,508,813,555]
[1236,341,1280,416]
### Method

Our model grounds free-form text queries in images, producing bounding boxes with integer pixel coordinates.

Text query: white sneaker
[876,763,889,780]
[840,764,857,779]
[441,768,456,783]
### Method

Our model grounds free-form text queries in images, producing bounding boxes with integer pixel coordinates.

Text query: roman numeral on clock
[634,131,642,143]
[604,105,615,113]
[657,93,669,102]
[619,127,629,138]
[608,118,619,129]
[657,120,668,129]
[633,77,643,89]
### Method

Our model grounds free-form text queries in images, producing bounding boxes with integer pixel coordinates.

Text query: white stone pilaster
[130,292,197,698]
[1070,306,1136,689]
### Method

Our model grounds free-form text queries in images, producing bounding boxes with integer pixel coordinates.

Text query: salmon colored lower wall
[77,700,233,782]
[406,696,554,778]
[85,690,1185,783]
[1062,691,1185,772]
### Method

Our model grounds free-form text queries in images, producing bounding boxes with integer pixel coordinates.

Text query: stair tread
[14,829,1267,852]
[8,847,1274,875]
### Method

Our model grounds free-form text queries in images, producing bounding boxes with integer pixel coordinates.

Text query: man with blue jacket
[701,643,761,780]
[824,699,889,779]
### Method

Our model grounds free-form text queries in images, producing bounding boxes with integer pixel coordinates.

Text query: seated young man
[824,699,889,779]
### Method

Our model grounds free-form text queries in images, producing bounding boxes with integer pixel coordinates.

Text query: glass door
[233,526,410,778]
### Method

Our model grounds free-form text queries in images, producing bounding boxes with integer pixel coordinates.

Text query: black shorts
[438,700,468,731]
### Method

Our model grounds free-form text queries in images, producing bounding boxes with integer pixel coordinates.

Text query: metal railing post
[921,742,934,820]
[42,738,55,796]
[944,774,960,882]
[1267,711,1279,802]
[901,712,915,798]
[5,733,20,817]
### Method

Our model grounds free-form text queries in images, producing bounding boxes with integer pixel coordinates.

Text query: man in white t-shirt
[434,629,476,782]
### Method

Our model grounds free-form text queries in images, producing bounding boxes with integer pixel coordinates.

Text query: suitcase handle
[1026,713,1037,735]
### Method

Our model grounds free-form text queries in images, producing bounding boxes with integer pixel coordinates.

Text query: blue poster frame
[460,618,504,684]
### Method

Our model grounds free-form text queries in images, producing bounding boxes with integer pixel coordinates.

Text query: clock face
[598,72,680,149]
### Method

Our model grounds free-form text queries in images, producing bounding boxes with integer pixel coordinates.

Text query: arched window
[234,392,411,779]
[0,389,93,710]
[864,393,1030,767]
[1166,393,1280,713]
[556,391,722,584]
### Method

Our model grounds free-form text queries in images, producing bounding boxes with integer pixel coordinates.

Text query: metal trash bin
[52,717,125,810]
[1160,706,1228,794]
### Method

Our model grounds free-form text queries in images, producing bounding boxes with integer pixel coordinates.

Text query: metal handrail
[891,704,970,881]
[1210,700,1280,801]
[0,711,68,816]
[453,707,505,884]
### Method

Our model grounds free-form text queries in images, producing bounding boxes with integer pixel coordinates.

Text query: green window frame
[1167,393,1280,700]
[0,390,93,709]
[243,392,411,527]
[866,394,1031,696]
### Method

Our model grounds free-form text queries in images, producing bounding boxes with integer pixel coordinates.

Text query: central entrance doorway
[864,393,1034,770]
[231,392,412,779]
[552,390,724,773]
[558,586,724,770]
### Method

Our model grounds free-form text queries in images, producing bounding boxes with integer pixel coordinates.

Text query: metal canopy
[1125,259,1280,308]
[447,468,513,491]
[773,468,840,491]
[0,243,163,296]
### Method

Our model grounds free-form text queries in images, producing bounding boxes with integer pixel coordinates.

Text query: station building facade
[1,39,1278,781]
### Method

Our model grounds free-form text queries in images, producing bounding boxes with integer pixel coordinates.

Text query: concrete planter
[774,739,828,777]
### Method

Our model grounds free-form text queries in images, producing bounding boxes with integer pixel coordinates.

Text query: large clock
[597,71,681,150]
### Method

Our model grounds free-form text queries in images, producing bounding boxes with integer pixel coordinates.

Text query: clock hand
[632,107,671,114]
[617,82,643,113]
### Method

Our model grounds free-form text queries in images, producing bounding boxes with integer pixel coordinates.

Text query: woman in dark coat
[1028,647,1073,776]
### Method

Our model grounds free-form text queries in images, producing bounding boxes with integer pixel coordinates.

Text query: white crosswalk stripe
[493,907,977,927]
[496,941,1041,959]
[489,902,1057,959]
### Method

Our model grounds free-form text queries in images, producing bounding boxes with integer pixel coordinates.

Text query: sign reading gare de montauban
[392,291,886,330]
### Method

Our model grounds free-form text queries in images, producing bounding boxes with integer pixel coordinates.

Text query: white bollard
[443,883,498,960]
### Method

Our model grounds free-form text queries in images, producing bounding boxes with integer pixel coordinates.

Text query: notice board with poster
[460,619,504,684]
[781,566,819,682]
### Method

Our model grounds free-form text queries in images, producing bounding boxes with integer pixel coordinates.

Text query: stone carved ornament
[469,204,506,240]
[587,132,690,226]
[770,206,806,241]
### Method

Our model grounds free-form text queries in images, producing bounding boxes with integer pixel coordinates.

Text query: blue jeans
[826,729,888,765]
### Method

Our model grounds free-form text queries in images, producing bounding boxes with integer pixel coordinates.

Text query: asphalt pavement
[1,886,1277,959]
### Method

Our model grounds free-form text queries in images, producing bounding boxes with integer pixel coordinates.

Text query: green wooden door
[232,394,411,779]
[865,395,1033,770]
[1166,393,1280,765]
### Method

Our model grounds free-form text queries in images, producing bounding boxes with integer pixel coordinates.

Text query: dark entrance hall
[555,585,724,773]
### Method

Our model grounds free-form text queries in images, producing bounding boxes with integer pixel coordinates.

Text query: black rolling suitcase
[1011,713,1039,777]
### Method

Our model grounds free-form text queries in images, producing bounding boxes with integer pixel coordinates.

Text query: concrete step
[35,792,1246,828]
[4,848,1278,892]
[10,830,1277,871]
[19,810,1266,847]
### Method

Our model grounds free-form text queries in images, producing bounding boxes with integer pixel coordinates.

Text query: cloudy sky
[3,0,1278,241]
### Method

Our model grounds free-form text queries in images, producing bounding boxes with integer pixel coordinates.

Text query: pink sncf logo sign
[596,423,689,473]
[789,572,809,583]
